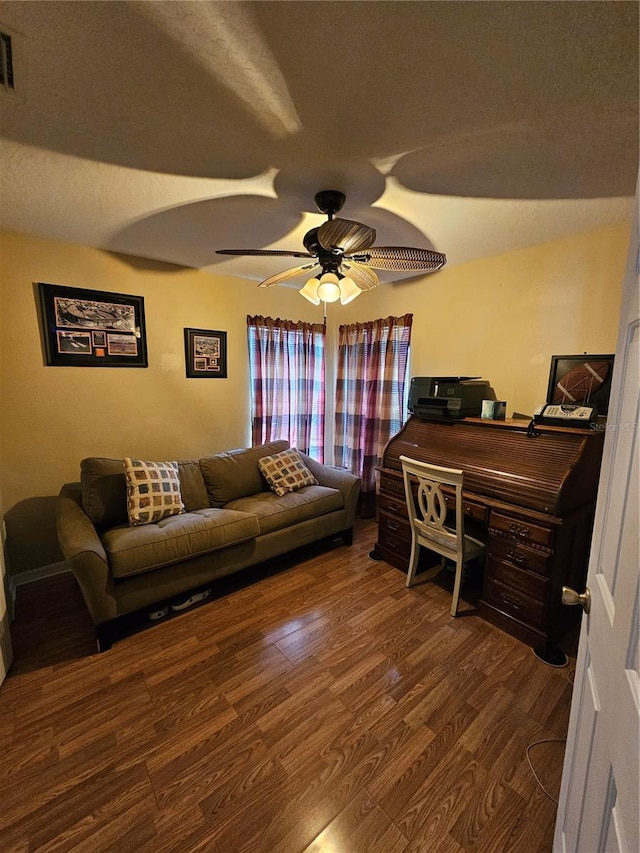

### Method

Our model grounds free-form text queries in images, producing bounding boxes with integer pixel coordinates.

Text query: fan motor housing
[314,190,346,217]
[302,227,320,253]
[303,227,341,274]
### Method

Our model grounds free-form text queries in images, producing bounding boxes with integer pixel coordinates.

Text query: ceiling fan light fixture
[299,277,321,304]
[219,190,448,299]
[317,272,341,303]
[339,276,361,305]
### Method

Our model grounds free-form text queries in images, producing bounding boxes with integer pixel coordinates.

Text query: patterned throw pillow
[123,458,185,526]
[257,449,319,497]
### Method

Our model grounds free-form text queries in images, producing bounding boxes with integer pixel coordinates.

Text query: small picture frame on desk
[546,354,615,415]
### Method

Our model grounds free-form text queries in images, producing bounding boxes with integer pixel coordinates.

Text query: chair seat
[415,522,484,558]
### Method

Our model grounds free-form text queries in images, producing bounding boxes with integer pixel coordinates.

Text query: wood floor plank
[197,751,293,849]
[0,519,574,852]
[0,724,58,779]
[450,783,528,853]
[457,685,523,762]
[150,728,273,815]
[33,784,158,853]
[1,760,153,850]
[303,787,409,853]
[256,664,335,738]
[143,699,242,783]
[365,722,437,818]
[397,746,488,849]
[143,806,212,853]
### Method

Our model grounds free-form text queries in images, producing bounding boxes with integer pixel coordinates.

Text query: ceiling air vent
[1,30,15,91]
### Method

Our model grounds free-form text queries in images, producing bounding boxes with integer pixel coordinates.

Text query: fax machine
[408,376,491,420]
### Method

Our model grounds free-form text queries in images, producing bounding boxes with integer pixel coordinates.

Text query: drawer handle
[505,547,528,566]
[387,520,400,532]
[387,501,402,513]
[501,592,523,611]
[386,536,399,549]
[507,521,531,539]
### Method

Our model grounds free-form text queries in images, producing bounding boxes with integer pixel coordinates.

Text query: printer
[408,376,491,420]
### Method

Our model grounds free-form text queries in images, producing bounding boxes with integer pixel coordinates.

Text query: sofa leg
[341,528,354,546]
[96,623,113,653]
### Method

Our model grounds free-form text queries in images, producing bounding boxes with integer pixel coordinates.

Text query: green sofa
[56,440,361,651]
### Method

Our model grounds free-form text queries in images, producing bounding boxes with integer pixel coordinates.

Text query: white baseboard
[11,560,71,587]
[8,561,71,620]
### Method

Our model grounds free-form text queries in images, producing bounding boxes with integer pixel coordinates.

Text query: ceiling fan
[216,190,447,304]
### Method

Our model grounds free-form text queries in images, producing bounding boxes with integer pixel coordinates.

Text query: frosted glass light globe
[299,277,320,304]
[317,272,341,303]
[339,276,361,304]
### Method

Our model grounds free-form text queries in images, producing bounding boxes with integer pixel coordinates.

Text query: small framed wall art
[38,282,148,367]
[546,353,615,415]
[184,327,227,378]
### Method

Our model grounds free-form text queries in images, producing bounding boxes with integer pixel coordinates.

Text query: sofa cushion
[226,485,343,535]
[81,457,128,527]
[177,460,210,512]
[81,457,209,527]
[200,440,289,507]
[103,508,259,578]
[258,448,319,497]
[124,458,185,526]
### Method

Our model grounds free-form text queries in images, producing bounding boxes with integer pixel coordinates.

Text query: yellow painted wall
[337,223,630,417]
[0,230,320,571]
[0,222,631,573]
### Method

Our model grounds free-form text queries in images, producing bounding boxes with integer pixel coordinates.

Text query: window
[334,314,413,498]
[247,315,326,460]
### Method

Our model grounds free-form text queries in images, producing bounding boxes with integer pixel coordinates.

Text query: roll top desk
[372,416,605,653]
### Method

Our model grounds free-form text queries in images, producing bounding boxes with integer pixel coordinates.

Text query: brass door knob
[562,585,591,614]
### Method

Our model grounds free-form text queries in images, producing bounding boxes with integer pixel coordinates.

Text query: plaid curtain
[247,315,326,461]
[334,314,412,494]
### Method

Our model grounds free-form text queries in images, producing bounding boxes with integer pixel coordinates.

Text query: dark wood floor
[0,519,575,852]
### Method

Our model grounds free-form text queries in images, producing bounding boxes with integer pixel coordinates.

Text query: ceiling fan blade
[217,248,313,258]
[350,246,447,272]
[341,261,379,291]
[317,218,376,254]
[258,262,319,288]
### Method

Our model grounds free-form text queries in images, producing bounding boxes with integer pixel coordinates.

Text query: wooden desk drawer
[378,528,411,559]
[487,536,551,576]
[380,472,405,498]
[378,509,411,541]
[443,493,488,524]
[378,492,407,519]
[489,511,553,549]
[377,509,411,559]
[485,555,548,602]
[484,577,545,629]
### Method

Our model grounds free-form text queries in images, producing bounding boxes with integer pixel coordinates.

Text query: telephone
[533,403,598,427]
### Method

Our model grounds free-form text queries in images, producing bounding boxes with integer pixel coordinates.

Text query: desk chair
[399,455,485,617]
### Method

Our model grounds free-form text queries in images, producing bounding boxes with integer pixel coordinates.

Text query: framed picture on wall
[546,353,615,415]
[184,327,227,378]
[38,282,148,367]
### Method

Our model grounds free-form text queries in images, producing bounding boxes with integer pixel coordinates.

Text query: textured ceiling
[0,1,637,287]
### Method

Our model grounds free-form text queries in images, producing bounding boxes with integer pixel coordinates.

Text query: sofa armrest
[297,453,361,525]
[56,483,117,624]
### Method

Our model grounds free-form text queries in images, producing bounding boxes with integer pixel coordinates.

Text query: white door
[553,190,639,852]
